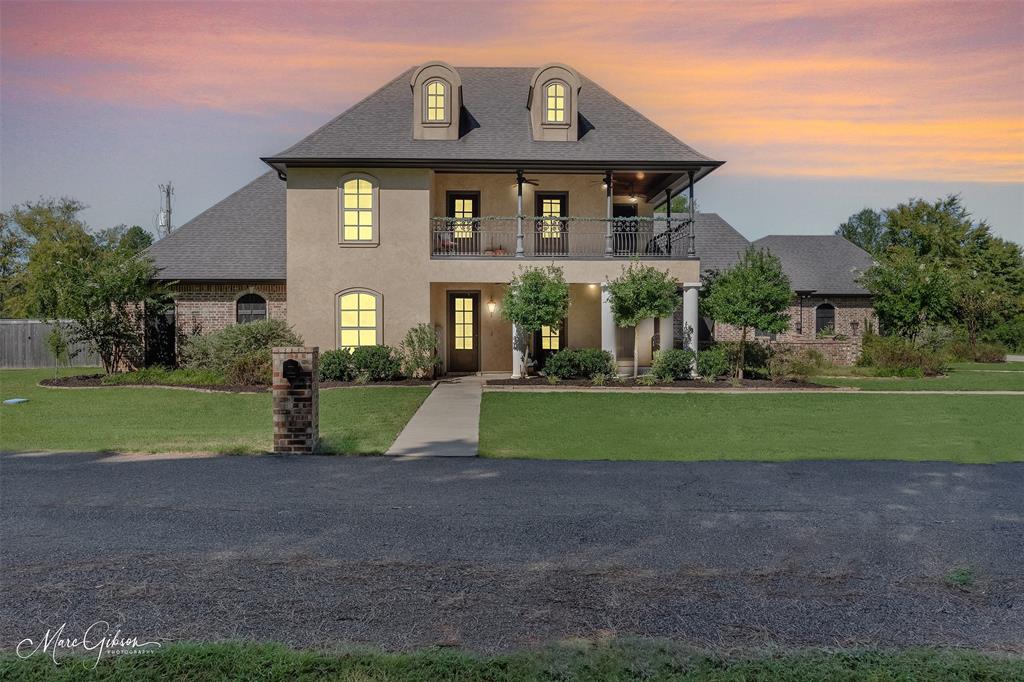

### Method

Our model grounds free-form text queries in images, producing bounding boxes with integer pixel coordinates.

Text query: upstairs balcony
[430,216,694,259]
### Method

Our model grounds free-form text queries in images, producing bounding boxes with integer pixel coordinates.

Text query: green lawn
[480,392,1024,462]
[815,364,1024,391]
[0,368,429,454]
[2,641,1019,681]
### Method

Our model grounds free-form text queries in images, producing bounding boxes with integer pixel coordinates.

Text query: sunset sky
[2,0,1022,241]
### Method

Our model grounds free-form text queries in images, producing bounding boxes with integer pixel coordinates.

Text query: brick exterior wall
[169,282,287,336]
[272,347,319,454]
[712,295,874,365]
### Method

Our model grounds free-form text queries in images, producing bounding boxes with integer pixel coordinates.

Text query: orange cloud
[2,0,1021,182]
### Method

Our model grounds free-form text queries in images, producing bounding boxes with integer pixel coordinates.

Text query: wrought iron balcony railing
[430,216,693,258]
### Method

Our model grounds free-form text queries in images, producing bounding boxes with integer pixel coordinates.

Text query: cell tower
[158,182,174,237]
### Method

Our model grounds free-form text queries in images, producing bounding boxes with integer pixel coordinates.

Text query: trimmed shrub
[182,319,302,375]
[696,345,730,380]
[224,351,272,385]
[400,324,440,379]
[350,345,402,381]
[651,348,696,381]
[319,349,354,382]
[544,348,616,380]
[858,332,948,376]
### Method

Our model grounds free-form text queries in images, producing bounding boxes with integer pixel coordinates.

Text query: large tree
[701,247,791,379]
[0,212,29,317]
[94,224,154,254]
[836,208,887,256]
[860,248,954,339]
[501,266,570,374]
[606,263,681,377]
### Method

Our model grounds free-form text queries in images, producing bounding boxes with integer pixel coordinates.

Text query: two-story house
[149,61,874,372]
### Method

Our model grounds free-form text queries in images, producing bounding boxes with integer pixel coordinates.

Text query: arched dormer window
[544,80,568,124]
[236,293,267,324]
[528,64,581,141]
[339,173,379,245]
[424,79,449,123]
[815,303,836,335]
[410,61,462,140]
[337,289,382,350]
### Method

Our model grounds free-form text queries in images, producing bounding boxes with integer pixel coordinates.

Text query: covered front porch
[428,281,700,376]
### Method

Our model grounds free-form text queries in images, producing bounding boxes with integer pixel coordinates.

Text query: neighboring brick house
[708,236,875,364]
[148,60,875,370]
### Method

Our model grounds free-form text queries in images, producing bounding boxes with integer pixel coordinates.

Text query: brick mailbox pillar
[272,347,319,454]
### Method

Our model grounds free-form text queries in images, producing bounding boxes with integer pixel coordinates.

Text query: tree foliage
[836,208,888,256]
[501,266,570,372]
[701,247,791,378]
[856,194,1023,351]
[606,262,681,377]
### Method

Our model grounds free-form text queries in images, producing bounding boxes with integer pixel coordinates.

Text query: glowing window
[545,82,566,123]
[452,197,475,239]
[341,178,374,242]
[540,197,563,238]
[453,296,474,350]
[540,325,560,351]
[338,291,379,350]
[425,80,447,122]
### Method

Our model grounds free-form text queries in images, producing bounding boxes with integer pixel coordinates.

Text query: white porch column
[600,283,616,362]
[682,283,700,355]
[511,323,524,378]
[659,315,674,351]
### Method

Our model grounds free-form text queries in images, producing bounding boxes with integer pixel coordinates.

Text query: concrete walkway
[386,376,483,457]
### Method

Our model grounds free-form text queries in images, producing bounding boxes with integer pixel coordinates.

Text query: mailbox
[282,359,302,382]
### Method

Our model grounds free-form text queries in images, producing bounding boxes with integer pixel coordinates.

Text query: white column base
[683,284,700,375]
[659,315,674,351]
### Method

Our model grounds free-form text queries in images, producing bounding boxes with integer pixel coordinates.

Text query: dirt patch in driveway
[3,555,1020,654]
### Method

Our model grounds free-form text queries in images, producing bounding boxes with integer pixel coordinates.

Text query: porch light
[487,298,497,315]
[636,172,645,180]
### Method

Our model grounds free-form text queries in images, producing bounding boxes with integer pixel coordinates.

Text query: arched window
[337,289,381,350]
[236,293,267,324]
[340,175,378,244]
[544,81,567,123]
[424,79,448,123]
[815,303,836,334]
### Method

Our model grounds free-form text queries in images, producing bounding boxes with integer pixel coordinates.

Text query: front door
[535,192,568,256]
[447,292,480,373]
[446,191,480,255]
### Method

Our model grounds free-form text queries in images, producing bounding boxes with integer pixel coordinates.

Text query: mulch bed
[39,375,435,394]
[487,377,830,390]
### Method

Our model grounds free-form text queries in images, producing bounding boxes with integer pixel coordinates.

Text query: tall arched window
[424,79,448,123]
[340,175,378,244]
[544,81,567,123]
[236,293,267,324]
[338,289,381,350]
[815,303,836,334]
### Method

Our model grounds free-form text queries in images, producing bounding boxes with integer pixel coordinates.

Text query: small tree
[54,248,166,373]
[953,272,1005,353]
[702,247,791,379]
[45,322,76,378]
[501,266,570,374]
[606,263,681,377]
[860,248,953,340]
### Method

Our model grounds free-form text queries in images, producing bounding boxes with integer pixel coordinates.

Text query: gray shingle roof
[266,67,720,167]
[693,213,751,274]
[147,172,285,281]
[753,235,874,295]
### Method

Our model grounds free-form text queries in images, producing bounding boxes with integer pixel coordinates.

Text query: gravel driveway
[2,452,1022,653]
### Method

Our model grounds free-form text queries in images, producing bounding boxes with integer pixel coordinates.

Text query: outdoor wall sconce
[487,298,497,315]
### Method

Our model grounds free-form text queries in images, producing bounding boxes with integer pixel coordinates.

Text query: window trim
[542,79,570,126]
[814,302,837,335]
[335,288,383,350]
[338,173,380,247]
[235,292,267,325]
[422,78,451,125]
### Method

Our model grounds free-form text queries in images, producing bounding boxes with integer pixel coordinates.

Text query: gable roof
[692,213,751,274]
[263,67,721,173]
[147,172,285,281]
[753,235,874,295]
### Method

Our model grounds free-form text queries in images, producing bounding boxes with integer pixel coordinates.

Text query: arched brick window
[236,293,267,324]
[815,303,836,334]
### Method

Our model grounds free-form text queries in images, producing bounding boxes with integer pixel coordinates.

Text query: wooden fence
[0,319,102,369]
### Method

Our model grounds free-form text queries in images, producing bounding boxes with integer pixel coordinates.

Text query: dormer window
[424,79,448,123]
[544,81,567,124]
[410,61,462,140]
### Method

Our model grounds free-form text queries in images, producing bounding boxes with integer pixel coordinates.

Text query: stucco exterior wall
[286,167,698,360]
[170,281,287,336]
